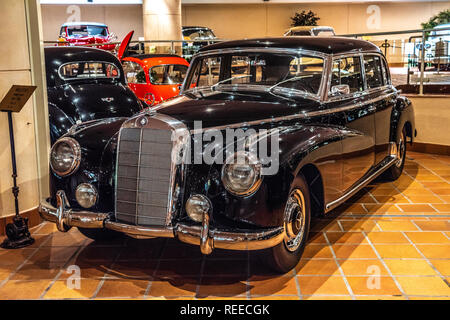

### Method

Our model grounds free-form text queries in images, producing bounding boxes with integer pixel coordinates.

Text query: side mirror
[110,32,118,41]
[330,84,350,96]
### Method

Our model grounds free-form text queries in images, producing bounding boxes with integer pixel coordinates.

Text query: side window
[150,66,165,84]
[331,56,364,94]
[122,61,146,84]
[197,57,222,87]
[363,55,384,89]
[381,57,390,85]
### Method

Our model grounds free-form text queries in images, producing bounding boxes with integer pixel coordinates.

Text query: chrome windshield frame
[181,47,329,102]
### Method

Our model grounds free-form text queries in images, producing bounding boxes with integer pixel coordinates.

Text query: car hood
[153,90,321,130]
[48,82,142,123]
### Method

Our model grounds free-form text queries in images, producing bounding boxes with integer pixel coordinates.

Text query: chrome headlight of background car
[50,137,81,177]
[221,151,262,197]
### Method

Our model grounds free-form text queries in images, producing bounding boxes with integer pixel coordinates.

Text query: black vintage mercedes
[45,46,143,143]
[39,37,415,273]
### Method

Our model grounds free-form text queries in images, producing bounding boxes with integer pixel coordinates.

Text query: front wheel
[383,127,407,181]
[260,175,311,274]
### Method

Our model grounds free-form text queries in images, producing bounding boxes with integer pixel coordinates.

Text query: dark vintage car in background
[118,31,190,106]
[283,26,336,37]
[57,22,117,51]
[39,37,415,273]
[182,26,218,61]
[45,46,143,143]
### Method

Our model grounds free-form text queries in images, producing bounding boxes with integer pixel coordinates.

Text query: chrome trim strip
[189,92,395,134]
[325,155,397,211]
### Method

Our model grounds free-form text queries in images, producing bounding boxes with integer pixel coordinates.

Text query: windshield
[185,52,324,96]
[183,28,216,39]
[59,62,120,81]
[291,31,312,36]
[314,30,335,36]
[66,25,108,37]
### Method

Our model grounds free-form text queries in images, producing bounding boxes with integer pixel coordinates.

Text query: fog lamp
[75,183,97,209]
[185,194,211,222]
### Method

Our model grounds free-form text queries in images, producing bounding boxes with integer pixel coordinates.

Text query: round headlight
[75,183,98,209]
[185,194,211,222]
[50,137,81,177]
[221,152,262,197]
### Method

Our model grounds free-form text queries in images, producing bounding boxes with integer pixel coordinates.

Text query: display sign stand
[0,85,37,249]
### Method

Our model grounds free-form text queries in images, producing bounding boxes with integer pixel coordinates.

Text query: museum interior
[0,0,449,301]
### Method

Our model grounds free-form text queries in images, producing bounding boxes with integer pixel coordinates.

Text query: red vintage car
[58,22,117,51]
[118,31,190,106]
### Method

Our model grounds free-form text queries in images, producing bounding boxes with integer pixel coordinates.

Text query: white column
[142,0,182,54]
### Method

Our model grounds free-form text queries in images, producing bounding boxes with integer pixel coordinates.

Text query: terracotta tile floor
[0,151,449,300]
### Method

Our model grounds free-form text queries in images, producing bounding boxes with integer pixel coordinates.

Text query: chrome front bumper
[39,191,285,254]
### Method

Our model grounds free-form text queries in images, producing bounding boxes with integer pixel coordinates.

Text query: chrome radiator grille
[115,127,173,226]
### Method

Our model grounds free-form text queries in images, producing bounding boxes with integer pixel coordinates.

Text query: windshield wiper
[268,76,305,93]
[211,75,252,91]
[267,76,317,101]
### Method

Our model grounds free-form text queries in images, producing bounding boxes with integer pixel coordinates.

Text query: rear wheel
[260,175,311,274]
[77,227,121,241]
[383,127,407,181]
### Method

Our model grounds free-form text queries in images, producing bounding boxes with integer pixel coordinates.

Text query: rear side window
[149,64,188,85]
[331,56,364,94]
[364,55,384,89]
[58,62,120,80]
[123,61,146,84]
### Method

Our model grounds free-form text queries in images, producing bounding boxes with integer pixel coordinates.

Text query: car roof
[199,36,381,55]
[182,26,212,30]
[62,22,107,27]
[44,46,119,65]
[287,26,334,32]
[129,54,183,60]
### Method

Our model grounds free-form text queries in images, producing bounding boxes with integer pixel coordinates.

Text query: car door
[363,54,397,165]
[328,55,376,192]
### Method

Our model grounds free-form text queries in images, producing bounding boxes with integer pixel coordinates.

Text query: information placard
[0,85,37,113]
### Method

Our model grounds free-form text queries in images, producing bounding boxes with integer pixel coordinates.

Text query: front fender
[48,103,75,144]
[281,125,343,206]
[390,95,415,144]
[186,124,343,229]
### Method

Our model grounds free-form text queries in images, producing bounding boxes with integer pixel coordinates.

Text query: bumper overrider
[39,190,285,254]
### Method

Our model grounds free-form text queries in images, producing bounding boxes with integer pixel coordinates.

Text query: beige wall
[408,96,450,146]
[41,1,450,42]
[0,0,46,218]
[183,1,450,39]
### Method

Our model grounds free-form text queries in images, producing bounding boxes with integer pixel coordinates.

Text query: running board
[325,155,397,212]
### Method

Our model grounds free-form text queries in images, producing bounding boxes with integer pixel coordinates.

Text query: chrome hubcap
[396,131,406,168]
[284,189,306,252]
